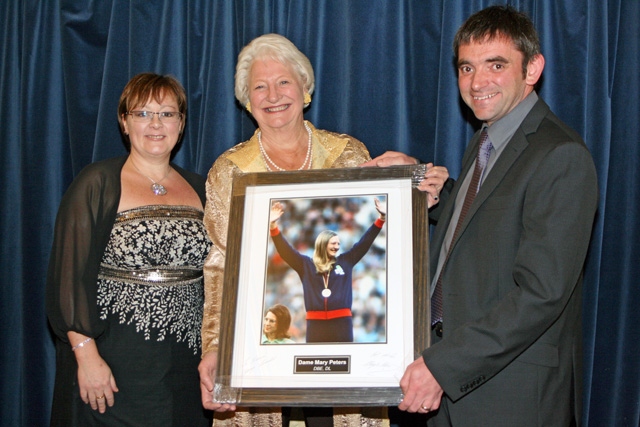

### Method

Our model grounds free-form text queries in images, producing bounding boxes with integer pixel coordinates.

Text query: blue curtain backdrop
[1,1,638,425]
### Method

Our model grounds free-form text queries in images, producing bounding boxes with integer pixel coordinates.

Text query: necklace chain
[258,122,312,172]
[130,159,171,196]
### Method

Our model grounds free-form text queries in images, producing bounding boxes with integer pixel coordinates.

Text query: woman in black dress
[46,73,211,426]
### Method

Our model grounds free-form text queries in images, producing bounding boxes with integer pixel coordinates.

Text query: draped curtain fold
[1,1,638,425]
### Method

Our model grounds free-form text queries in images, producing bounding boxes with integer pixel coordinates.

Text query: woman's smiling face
[248,58,306,132]
[326,236,341,259]
[122,94,183,159]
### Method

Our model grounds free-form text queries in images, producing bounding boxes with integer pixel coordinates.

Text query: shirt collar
[485,91,538,153]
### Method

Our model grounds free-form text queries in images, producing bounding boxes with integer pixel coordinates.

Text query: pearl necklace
[258,122,312,171]
[130,160,171,196]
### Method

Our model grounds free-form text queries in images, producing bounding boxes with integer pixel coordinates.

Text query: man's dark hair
[454,5,541,76]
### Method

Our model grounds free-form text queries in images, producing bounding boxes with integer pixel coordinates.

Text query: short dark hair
[453,5,541,77]
[267,304,292,339]
[117,73,187,150]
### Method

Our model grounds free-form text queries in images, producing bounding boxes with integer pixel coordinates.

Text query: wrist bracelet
[71,337,93,352]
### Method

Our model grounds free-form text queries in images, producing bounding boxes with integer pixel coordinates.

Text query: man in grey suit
[398,6,598,426]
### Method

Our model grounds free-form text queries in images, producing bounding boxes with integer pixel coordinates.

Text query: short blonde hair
[234,33,315,106]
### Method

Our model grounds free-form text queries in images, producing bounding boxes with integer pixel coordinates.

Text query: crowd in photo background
[263,196,387,344]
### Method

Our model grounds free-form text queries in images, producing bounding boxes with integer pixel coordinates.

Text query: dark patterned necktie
[432,129,492,326]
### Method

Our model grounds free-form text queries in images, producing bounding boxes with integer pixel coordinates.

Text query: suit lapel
[429,132,482,272]
[466,130,528,215]
[446,100,550,253]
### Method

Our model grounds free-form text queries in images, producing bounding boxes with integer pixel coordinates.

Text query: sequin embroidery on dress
[97,205,211,354]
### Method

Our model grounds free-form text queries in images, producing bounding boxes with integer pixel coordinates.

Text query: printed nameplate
[294,356,350,374]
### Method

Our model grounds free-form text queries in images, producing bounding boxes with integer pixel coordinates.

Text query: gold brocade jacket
[202,121,387,426]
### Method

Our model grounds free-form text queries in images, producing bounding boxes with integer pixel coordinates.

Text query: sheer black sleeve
[45,157,124,342]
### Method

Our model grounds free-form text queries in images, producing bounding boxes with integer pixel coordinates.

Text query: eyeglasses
[126,110,183,123]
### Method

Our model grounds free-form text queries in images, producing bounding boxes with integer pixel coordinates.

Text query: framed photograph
[214,165,430,406]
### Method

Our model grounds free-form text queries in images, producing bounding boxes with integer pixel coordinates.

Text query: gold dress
[202,121,388,427]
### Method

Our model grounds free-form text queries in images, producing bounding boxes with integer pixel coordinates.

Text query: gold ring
[421,405,429,411]
[97,395,105,400]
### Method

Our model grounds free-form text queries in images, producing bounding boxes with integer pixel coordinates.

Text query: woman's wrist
[68,331,99,361]
[71,339,101,363]
[72,337,93,352]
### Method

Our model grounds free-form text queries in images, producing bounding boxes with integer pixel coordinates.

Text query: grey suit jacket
[423,99,598,427]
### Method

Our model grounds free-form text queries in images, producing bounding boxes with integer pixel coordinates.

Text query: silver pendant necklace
[130,160,171,196]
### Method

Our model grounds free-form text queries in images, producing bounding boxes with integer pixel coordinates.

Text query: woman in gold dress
[198,34,448,427]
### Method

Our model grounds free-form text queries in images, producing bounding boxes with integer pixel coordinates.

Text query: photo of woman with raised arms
[266,196,387,344]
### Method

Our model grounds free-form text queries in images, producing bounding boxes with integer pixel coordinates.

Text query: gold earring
[304,93,311,105]
[246,102,252,113]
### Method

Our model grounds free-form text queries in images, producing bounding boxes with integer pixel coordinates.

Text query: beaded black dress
[90,205,211,426]
[46,157,212,426]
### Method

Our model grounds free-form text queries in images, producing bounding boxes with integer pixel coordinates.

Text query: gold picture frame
[214,165,430,406]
